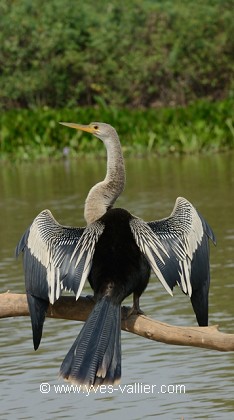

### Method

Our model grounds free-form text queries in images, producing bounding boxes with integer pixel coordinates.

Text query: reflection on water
[0,153,233,419]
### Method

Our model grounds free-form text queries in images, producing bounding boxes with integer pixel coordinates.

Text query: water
[0,153,233,419]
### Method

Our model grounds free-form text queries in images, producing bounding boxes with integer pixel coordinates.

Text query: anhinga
[16,122,215,388]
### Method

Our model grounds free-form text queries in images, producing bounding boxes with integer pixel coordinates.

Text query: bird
[16,121,216,389]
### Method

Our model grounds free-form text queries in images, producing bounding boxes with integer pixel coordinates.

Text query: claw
[121,293,145,320]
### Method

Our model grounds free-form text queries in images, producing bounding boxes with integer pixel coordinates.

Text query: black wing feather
[16,209,86,303]
[131,197,215,326]
[16,209,104,348]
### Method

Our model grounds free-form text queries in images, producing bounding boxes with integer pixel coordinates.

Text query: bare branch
[1,292,233,352]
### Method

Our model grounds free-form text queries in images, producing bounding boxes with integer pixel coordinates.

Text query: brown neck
[84,133,125,224]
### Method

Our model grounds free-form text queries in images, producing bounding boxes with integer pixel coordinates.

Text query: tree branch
[1,292,234,352]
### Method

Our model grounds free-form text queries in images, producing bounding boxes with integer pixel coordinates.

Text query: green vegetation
[0,0,233,109]
[1,100,233,161]
[0,1,233,160]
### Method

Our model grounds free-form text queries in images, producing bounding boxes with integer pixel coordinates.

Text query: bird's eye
[93,125,99,130]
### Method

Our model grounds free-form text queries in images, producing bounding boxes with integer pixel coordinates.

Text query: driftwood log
[1,292,234,352]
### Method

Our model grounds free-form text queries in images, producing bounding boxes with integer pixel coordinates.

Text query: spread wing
[130,197,216,325]
[16,209,105,349]
[16,209,105,304]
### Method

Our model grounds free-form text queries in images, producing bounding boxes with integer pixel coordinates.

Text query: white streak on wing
[26,211,82,304]
[69,221,104,300]
[130,197,209,300]
[131,219,169,261]
[146,236,167,264]
[172,199,204,297]
[27,222,50,268]
[70,222,104,265]
[147,197,207,297]
[56,267,61,301]
[178,259,191,296]
[144,244,173,296]
[48,264,55,304]
[73,238,98,300]
[186,262,192,297]
[177,198,204,260]
[179,261,187,294]
[130,219,173,296]
[75,253,93,300]
[171,239,187,260]
[28,221,62,304]
[182,260,192,296]
[46,264,61,304]
[176,204,203,297]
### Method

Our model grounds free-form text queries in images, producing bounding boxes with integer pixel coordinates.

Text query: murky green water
[0,153,233,419]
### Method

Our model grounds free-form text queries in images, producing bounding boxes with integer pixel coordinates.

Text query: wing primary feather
[131,196,215,316]
[17,209,86,306]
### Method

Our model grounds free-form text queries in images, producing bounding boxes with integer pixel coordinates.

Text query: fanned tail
[60,296,121,389]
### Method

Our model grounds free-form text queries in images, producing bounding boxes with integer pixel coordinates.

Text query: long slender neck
[84,133,125,224]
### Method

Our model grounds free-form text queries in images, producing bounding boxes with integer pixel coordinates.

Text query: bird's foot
[121,305,145,320]
[134,307,145,316]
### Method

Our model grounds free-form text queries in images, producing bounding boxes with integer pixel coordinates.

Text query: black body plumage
[89,208,150,303]
[16,121,216,388]
[60,208,150,387]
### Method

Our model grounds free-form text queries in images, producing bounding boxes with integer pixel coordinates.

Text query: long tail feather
[60,296,121,388]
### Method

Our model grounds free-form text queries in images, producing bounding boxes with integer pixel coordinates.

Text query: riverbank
[0,99,233,161]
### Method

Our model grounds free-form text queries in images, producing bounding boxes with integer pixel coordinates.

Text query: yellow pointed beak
[59,122,96,134]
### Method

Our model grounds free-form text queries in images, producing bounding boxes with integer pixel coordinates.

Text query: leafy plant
[0,0,233,110]
[0,100,233,161]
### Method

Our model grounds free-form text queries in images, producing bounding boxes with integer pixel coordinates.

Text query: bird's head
[59,121,118,143]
